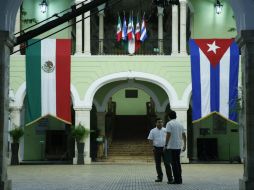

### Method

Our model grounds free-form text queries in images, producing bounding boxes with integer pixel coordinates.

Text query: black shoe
[167,180,175,184]
[155,179,162,182]
[167,180,182,184]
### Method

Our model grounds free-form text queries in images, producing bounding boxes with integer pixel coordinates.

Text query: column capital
[0,31,15,49]
[73,107,91,112]
[170,107,189,111]
[179,0,187,4]
[9,106,22,111]
[98,11,105,17]
[236,30,254,48]
[97,3,106,12]
[157,6,164,16]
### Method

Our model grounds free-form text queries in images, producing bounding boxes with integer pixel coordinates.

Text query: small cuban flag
[122,14,127,41]
[140,15,147,42]
[189,39,239,123]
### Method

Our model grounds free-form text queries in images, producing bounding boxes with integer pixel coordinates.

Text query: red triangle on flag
[194,39,234,67]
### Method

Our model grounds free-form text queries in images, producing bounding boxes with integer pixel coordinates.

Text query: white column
[73,108,91,164]
[172,108,189,163]
[13,9,20,55]
[98,11,105,55]
[157,7,164,55]
[179,0,187,55]
[171,5,179,55]
[9,107,22,164]
[97,112,106,136]
[84,0,91,55]
[75,1,82,54]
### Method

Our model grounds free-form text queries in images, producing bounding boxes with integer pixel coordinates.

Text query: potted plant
[9,126,24,165]
[71,123,90,164]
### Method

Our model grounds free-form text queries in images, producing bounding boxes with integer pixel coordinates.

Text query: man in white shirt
[148,117,173,183]
[165,111,186,184]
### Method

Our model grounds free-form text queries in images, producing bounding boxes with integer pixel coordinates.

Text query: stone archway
[83,71,179,109]
[82,71,190,163]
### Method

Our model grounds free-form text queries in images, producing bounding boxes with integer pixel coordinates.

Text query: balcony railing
[91,38,172,55]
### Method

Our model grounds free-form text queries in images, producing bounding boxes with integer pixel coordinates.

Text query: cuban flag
[122,14,127,41]
[140,16,147,42]
[189,39,239,123]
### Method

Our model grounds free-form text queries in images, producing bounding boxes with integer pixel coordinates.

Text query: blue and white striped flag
[189,39,239,123]
[140,16,147,42]
[122,14,127,41]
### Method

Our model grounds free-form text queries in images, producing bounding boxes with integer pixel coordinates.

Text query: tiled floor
[8,163,243,190]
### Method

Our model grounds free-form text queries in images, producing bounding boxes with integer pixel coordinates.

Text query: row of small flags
[116,13,147,43]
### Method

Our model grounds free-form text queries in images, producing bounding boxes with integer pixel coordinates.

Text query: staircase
[105,115,154,163]
[107,139,154,163]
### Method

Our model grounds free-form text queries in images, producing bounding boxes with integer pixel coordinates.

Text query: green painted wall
[193,115,239,160]
[24,125,45,160]
[10,55,191,102]
[190,0,237,38]
[22,0,72,39]
[94,81,126,105]
[112,88,150,115]
[138,81,168,105]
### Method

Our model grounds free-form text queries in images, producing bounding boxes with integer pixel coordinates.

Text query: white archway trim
[180,83,192,109]
[14,82,26,108]
[93,99,104,112]
[83,71,179,109]
[12,82,82,109]
[161,99,170,112]
[71,84,82,108]
[101,81,163,112]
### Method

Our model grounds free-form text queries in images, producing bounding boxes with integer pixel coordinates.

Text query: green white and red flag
[116,15,122,42]
[26,39,71,126]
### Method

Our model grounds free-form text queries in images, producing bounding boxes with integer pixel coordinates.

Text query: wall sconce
[40,0,48,13]
[215,0,223,14]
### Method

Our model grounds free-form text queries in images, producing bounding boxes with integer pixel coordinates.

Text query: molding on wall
[83,71,179,109]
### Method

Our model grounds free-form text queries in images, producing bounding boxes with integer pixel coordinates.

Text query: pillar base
[85,156,91,164]
[73,156,91,164]
[0,180,12,190]
[171,52,179,56]
[239,178,254,190]
[179,52,188,56]
[180,156,189,163]
[83,52,91,56]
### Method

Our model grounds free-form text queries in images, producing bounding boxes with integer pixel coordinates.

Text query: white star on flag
[207,41,220,54]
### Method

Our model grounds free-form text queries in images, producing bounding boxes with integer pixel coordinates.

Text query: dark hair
[155,117,162,122]
[168,111,177,119]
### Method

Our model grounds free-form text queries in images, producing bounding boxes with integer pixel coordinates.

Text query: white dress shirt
[165,119,185,149]
[147,127,167,147]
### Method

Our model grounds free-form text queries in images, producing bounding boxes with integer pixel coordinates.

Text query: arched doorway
[83,71,189,163]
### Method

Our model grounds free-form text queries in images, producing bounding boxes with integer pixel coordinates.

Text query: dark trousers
[153,147,173,181]
[170,149,182,183]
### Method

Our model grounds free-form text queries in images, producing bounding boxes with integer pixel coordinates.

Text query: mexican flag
[116,15,122,42]
[26,39,71,126]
